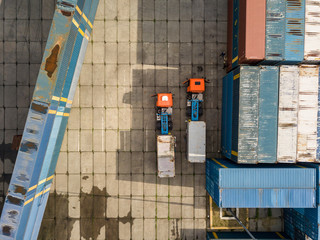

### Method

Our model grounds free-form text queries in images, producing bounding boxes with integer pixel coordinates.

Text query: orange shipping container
[238,0,266,64]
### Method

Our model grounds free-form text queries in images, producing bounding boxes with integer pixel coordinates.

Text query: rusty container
[238,0,266,64]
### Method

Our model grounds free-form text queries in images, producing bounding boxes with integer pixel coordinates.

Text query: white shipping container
[304,0,320,61]
[157,135,175,178]
[187,121,206,163]
[277,66,299,163]
[297,65,318,162]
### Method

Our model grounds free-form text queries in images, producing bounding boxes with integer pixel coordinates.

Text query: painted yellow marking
[84,33,90,40]
[57,112,63,116]
[87,20,93,29]
[48,110,57,114]
[24,197,34,206]
[233,73,240,80]
[52,96,60,101]
[213,232,218,239]
[231,150,238,157]
[78,28,85,37]
[46,175,54,181]
[27,175,54,192]
[82,13,88,22]
[76,5,82,15]
[60,97,67,102]
[232,56,238,63]
[64,113,70,117]
[296,164,306,168]
[212,158,227,168]
[276,232,285,239]
[67,100,73,104]
[72,18,79,28]
[38,178,46,185]
[28,185,37,192]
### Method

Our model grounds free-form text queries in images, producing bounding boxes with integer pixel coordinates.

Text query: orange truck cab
[156,93,173,108]
[187,78,205,93]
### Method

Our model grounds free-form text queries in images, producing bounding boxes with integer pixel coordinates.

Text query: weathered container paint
[157,135,175,178]
[238,0,266,64]
[206,158,316,208]
[207,231,291,240]
[264,0,286,63]
[304,0,320,62]
[221,71,233,159]
[297,65,318,162]
[283,0,305,64]
[0,0,100,239]
[277,66,299,163]
[187,121,206,163]
[258,66,279,163]
[232,66,259,164]
[227,0,233,72]
[284,206,320,240]
[232,0,240,69]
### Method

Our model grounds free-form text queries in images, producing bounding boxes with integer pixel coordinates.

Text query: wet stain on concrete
[37,186,134,240]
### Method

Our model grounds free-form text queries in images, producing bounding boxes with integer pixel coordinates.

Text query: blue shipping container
[229,66,279,164]
[221,72,234,159]
[207,231,291,239]
[206,158,316,208]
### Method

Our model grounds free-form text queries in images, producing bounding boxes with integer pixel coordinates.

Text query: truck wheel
[186,107,191,116]
[169,121,173,130]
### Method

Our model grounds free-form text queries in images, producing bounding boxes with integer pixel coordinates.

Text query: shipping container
[207,231,291,240]
[187,121,206,163]
[232,0,240,69]
[157,135,175,178]
[283,0,305,64]
[206,158,316,208]
[284,207,320,240]
[0,0,100,239]
[227,0,233,72]
[297,65,318,162]
[304,0,320,62]
[277,66,299,163]
[230,66,278,164]
[238,0,266,64]
[221,72,233,159]
[264,0,286,64]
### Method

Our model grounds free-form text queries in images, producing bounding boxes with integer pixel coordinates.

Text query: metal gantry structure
[0,0,99,239]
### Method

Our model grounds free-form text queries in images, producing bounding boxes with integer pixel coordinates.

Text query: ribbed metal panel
[206,158,316,208]
[283,0,305,63]
[304,0,320,62]
[231,67,240,162]
[0,0,100,239]
[207,231,291,240]
[297,65,318,162]
[258,66,279,163]
[222,72,233,159]
[232,0,240,69]
[277,66,299,163]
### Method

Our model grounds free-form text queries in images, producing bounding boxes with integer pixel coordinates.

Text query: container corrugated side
[206,158,316,208]
[233,66,259,163]
[232,0,240,69]
[283,0,305,63]
[277,66,299,163]
[227,0,233,72]
[264,0,286,64]
[297,65,318,162]
[258,66,279,163]
[238,0,266,64]
[304,0,320,62]
[221,72,233,159]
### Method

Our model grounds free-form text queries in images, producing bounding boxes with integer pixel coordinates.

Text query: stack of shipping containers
[208,0,320,239]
